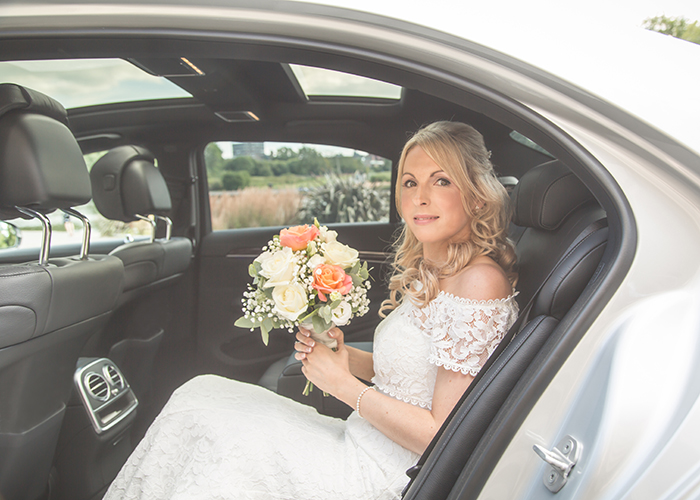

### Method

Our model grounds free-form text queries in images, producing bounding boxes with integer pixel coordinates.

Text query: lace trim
[428,353,492,376]
[374,384,432,410]
[436,289,519,306]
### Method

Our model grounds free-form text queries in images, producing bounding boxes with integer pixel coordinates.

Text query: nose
[413,184,429,206]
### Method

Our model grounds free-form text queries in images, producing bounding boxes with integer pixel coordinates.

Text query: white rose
[272,283,309,322]
[322,241,359,268]
[257,246,295,288]
[331,300,352,326]
[320,226,338,243]
[307,253,326,271]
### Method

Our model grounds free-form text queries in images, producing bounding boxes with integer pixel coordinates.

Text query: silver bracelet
[356,385,375,419]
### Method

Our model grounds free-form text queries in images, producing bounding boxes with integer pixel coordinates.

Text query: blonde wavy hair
[380,121,517,315]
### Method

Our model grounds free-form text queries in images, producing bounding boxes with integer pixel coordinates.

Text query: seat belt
[402,217,607,497]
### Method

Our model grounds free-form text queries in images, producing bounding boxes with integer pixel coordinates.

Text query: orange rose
[312,264,353,302]
[279,224,320,251]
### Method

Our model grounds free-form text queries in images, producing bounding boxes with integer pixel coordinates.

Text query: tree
[288,147,329,175]
[644,15,700,44]
[205,143,225,172]
[274,147,297,160]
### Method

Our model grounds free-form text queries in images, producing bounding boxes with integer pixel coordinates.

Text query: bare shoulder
[441,256,512,302]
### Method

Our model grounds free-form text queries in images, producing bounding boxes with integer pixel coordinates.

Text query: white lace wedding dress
[104,291,518,500]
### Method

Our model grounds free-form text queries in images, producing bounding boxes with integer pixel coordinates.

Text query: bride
[104,121,519,500]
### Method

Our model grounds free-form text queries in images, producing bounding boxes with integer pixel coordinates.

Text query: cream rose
[319,226,338,243]
[307,253,326,271]
[271,283,308,322]
[331,300,352,326]
[322,241,359,268]
[256,246,295,288]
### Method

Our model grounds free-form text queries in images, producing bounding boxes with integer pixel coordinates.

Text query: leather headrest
[511,160,595,230]
[0,84,91,219]
[90,145,172,222]
[0,83,68,125]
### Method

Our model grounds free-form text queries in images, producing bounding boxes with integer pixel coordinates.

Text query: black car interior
[0,84,125,500]
[0,41,620,500]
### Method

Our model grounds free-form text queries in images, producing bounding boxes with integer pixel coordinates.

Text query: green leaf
[248,263,257,278]
[234,316,256,329]
[262,317,274,332]
[319,305,333,323]
[311,314,332,334]
[260,321,270,346]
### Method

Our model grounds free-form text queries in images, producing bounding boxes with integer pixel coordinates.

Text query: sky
[316,0,700,34]
[314,0,700,152]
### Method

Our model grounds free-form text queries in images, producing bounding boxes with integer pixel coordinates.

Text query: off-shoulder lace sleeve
[414,291,519,376]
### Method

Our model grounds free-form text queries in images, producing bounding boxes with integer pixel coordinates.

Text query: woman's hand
[296,327,353,396]
[294,325,316,361]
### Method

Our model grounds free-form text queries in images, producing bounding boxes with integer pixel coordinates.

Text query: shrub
[222,171,251,191]
[298,173,389,223]
[225,156,255,172]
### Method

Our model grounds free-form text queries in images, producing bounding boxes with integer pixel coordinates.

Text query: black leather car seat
[87,145,192,407]
[90,145,193,306]
[402,160,608,500]
[0,84,124,500]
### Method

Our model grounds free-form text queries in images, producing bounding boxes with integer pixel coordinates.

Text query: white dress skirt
[104,292,518,500]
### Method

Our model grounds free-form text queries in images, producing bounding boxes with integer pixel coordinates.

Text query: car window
[509,130,553,158]
[205,142,392,230]
[2,151,155,253]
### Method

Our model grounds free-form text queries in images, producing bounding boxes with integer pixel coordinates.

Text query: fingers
[327,327,345,349]
[295,328,315,361]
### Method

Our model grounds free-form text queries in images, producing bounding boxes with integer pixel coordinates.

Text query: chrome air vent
[85,372,109,401]
[75,358,138,434]
[104,364,124,389]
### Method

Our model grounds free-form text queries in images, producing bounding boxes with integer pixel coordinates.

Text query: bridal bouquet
[234,220,371,393]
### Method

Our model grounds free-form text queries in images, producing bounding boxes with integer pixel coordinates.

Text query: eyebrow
[401,169,445,178]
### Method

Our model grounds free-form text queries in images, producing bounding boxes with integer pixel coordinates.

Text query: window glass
[6,151,154,252]
[0,59,191,109]
[288,64,402,100]
[509,130,554,158]
[205,142,392,230]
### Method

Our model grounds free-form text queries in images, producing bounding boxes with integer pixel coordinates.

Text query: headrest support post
[136,214,157,243]
[16,206,51,265]
[156,215,172,241]
[62,208,91,259]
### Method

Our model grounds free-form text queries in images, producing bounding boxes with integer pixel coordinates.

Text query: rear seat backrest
[0,84,124,500]
[87,145,192,403]
[90,145,192,304]
[510,159,606,308]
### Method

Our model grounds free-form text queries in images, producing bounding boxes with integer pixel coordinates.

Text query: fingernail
[309,340,315,347]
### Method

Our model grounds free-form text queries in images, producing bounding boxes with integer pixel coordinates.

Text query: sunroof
[289,64,401,99]
[0,58,191,109]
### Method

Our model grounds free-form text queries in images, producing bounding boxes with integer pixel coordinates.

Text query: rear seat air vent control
[75,358,138,434]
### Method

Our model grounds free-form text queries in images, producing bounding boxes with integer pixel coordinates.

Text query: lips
[413,215,438,224]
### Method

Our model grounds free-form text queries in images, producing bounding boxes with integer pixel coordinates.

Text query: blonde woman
[105,121,518,500]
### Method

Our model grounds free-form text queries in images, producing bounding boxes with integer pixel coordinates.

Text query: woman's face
[400,145,472,262]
